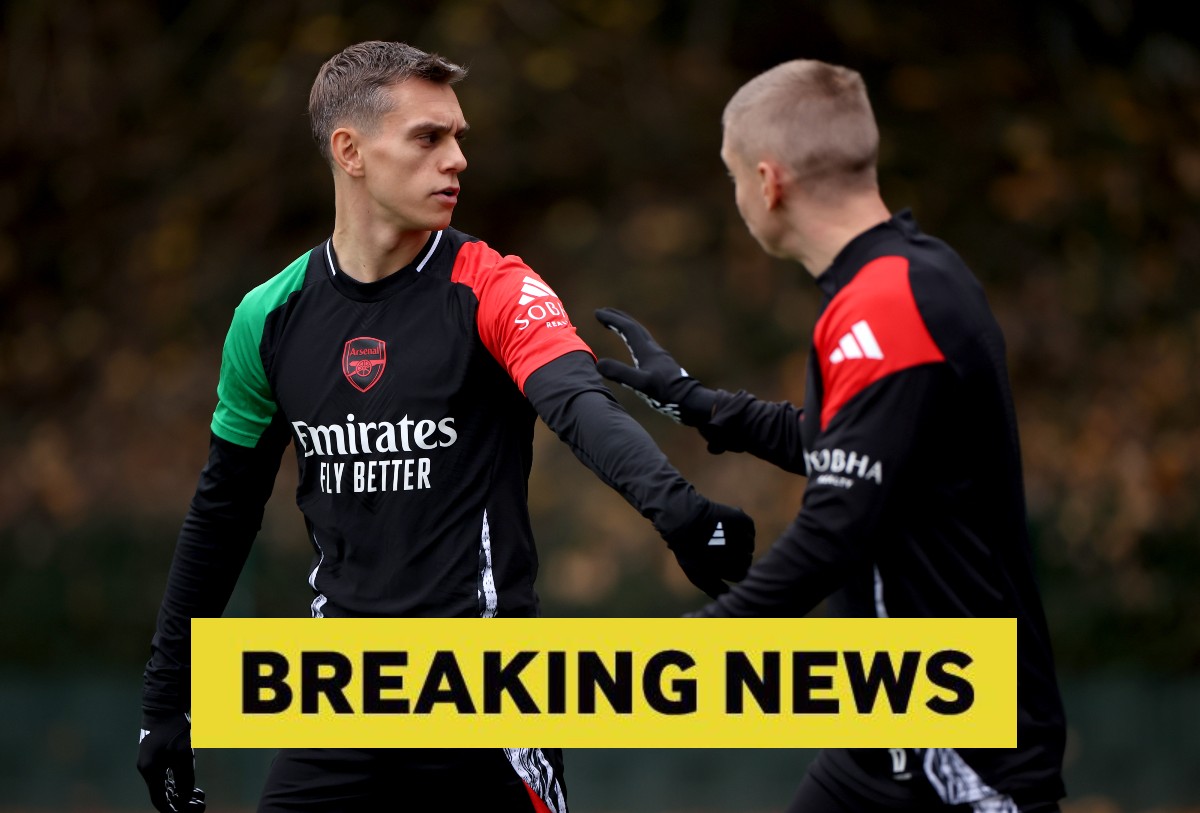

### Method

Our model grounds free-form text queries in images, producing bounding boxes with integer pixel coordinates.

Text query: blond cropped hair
[723,60,879,198]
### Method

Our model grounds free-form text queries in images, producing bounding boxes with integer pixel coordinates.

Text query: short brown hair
[723,60,879,197]
[308,41,467,165]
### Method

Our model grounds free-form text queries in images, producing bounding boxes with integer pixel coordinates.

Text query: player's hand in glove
[661,500,755,598]
[137,710,206,812]
[595,308,717,426]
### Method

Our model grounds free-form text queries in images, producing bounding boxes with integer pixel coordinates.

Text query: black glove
[137,709,206,812]
[661,501,755,598]
[595,308,717,426]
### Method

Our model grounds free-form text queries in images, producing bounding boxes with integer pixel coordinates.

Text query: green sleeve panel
[210,251,311,447]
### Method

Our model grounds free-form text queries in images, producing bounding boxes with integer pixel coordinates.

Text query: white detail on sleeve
[518,276,556,305]
[829,320,885,364]
[852,320,884,358]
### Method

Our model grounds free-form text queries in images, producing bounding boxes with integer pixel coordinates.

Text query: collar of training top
[321,231,445,303]
[815,209,919,298]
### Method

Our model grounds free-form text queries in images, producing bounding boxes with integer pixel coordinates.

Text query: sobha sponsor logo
[291,414,458,495]
[804,447,882,488]
[514,276,570,331]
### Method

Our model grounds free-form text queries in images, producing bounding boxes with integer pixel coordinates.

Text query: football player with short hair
[597,59,1067,813]
[136,40,754,813]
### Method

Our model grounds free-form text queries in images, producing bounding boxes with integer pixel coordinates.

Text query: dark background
[2,1,1198,811]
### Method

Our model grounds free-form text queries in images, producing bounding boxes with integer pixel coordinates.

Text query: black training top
[695,211,1066,803]
[218,228,594,620]
[143,227,714,712]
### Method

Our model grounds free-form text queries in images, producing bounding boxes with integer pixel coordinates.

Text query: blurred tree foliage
[2,0,1198,673]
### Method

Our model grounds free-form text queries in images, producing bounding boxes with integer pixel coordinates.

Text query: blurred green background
[2,0,1198,811]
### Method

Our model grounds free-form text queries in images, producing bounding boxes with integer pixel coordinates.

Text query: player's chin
[401,204,454,234]
[408,214,453,233]
[426,207,455,231]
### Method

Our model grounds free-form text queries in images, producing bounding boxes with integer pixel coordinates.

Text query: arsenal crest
[342,337,387,392]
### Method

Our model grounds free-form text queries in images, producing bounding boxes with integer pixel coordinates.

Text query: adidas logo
[514,277,568,331]
[829,320,884,364]
[518,276,556,305]
[708,521,725,546]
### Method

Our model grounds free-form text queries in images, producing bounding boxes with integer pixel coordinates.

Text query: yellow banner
[190,617,1015,748]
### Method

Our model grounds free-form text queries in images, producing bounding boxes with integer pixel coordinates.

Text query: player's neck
[330,229,431,284]
[788,192,891,277]
[330,216,432,284]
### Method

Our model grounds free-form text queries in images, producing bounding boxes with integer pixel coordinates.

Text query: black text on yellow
[242,649,698,715]
[725,649,974,715]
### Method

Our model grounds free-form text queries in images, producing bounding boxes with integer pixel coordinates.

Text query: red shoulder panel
[814,255,944,429]
[451,241,594,392]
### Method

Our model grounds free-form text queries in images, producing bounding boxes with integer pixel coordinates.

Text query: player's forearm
[143,515,255,711]
[525,352,708,533]
[698,390,807,473]
[142,435,282,711]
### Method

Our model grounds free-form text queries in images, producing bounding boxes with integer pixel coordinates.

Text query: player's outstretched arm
[525,351,754,598]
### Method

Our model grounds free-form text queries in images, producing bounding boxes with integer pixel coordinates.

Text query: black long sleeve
[696,365,949,617]
[699,390,808,474]
[524,351,709,536]
[141,426,288,712]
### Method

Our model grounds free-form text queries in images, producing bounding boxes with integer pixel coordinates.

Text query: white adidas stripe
[829,320,884,364]
[852,320,883,357]
[708,521,726,546]
[518,276,556,305]
[839,333,865,360]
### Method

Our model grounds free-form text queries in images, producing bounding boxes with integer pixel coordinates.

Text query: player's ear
[330,127,365,177]
[756,159,786,211]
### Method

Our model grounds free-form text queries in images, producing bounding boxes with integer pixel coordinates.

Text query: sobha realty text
[191,618,1016,749]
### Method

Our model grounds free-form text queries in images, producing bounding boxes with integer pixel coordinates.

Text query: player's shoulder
[444,228,537,287]
[904,231,985,301]
[831,227,986,334]
[234,247,318,324]
[900,232,999,352]
[817,253,944,370]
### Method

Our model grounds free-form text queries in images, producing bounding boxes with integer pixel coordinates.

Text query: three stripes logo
[829,320,884,364]
[708,521,725,547]
[518,276,556,305]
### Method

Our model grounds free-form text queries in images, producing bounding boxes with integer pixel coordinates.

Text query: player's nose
[444,139,467,174]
